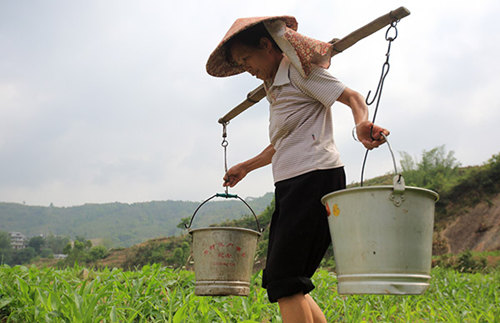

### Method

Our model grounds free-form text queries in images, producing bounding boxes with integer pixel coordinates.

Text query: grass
[0,264,498,322]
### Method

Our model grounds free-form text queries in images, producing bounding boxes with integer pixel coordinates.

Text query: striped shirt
[264,56,346,183]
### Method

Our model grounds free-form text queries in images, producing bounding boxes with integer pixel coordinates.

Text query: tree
[64,240,88,264]
[177,217,191,230]
[63,243,72,255]
[11,247,35,265]
[40,248,53,258]
[63,237,109,265]
[0,231,11,250]
[399,145,461,193]
[46,234,70,254]
[0,231,13,265]
[28,236,45,254]
[75,236,92,249]
[89,246,109,260]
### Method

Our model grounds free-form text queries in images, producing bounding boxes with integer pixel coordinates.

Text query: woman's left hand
[356,120,390,150]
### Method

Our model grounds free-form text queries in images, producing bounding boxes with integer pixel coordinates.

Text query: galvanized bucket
[185,193,262,296]
[322,175,439,295]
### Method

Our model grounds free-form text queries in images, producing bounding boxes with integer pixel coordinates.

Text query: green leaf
[109,305,117,322]
[173,303,188,323]
[0,296,13,309]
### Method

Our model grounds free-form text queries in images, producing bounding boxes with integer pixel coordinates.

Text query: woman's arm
[337,87,390,150]
[223,144,275,188]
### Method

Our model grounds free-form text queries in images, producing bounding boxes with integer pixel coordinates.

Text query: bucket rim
[189,226,262,236]
[321,185,439,205]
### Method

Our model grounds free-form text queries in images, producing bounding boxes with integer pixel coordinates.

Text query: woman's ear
[259,37,273,51]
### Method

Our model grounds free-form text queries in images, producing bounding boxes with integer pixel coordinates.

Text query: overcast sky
[1,0,498,206]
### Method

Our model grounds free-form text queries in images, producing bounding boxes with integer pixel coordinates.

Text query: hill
[94,152,500,270]
[0,192,273,247]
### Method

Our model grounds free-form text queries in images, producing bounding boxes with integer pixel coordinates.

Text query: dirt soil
[439,193,500,254]
[98,247,130,268]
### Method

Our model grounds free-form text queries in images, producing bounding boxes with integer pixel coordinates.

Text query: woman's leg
[278,293,327,323]
[305,294,327,323]
[278,293,313,323]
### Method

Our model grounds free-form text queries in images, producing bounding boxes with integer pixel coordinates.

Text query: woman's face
[230,38,281,81]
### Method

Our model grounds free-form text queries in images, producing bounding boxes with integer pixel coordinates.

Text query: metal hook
[365,53,391,107]
[360,21,401,186]
[385,21,399,41]
[365,20,398,111]
[221,122,230,195]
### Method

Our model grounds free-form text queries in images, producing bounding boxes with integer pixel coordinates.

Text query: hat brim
[206,15,298,77]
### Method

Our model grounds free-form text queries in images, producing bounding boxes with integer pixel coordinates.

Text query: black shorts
[262,167,346,303]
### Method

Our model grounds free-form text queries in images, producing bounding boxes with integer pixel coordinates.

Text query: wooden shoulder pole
[218,6,410,124]
[328,6,410,56]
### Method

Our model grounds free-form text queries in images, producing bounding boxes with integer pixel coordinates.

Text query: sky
[1,0,498,207]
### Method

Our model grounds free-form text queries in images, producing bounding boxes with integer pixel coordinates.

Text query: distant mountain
[0,192,274,247]
[100,161,500,270]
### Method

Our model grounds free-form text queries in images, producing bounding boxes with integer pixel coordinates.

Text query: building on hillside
[53,254,67,259]
[9,232,27,250]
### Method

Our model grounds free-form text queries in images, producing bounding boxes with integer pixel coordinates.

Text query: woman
[206,16,389,323]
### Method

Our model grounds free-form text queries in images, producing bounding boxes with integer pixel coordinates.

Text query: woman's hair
[225,22,281,65]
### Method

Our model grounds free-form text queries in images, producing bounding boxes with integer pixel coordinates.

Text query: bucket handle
[380,132,406,193]
[361,133,408,205]
[184,193,264,233]
[379,133,407,206]
[361,132,405,187]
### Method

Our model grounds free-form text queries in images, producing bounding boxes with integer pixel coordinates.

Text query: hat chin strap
[264,20,307,78]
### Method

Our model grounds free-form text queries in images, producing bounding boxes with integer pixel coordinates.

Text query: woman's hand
[356,120,390,150]
[222,144,275,188]
[338,88,390,150]
[223,164,248,188]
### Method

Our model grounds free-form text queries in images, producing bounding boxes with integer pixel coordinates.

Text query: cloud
[0,0,498,206]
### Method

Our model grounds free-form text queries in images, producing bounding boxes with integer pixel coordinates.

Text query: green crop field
[0,264,498,322]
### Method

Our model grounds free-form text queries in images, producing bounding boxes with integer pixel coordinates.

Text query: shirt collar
[265,56,290,89]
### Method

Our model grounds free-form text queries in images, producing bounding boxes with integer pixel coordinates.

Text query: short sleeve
[289,65,346,108]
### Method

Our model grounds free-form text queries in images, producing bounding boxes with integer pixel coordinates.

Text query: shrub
[433,251,490,273]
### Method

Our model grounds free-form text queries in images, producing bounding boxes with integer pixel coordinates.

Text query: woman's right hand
[223,164,248,188]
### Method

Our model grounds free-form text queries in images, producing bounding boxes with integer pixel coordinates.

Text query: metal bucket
[186,193,262,296]
[321,176,439,294]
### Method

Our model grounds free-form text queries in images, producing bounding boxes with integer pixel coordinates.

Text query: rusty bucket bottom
[195,280,250,296]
